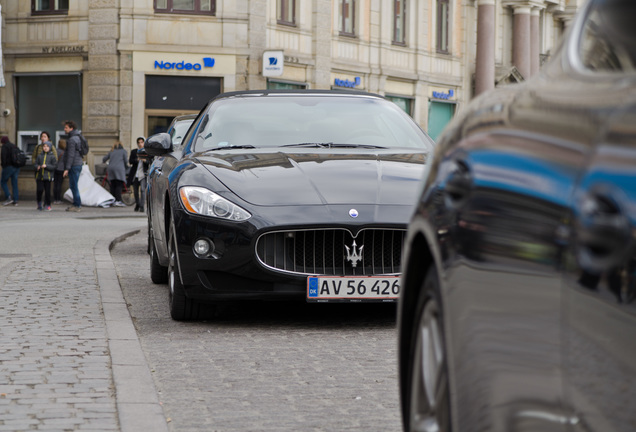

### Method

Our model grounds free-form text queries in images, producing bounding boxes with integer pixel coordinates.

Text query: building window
[16,74,82,156]
[278,0,296,26]
[267,80,307,90]
[428,100,455,141]
[340,0,356,36]
[32,0,69,15]
[154,0,215,15]
[436,0,449,53]
[385,95,413,116]
[393,0,406,45]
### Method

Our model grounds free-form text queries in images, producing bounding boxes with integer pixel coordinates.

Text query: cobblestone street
[0,253,117,431]
[111,231,402,432]
[0,205,402,431]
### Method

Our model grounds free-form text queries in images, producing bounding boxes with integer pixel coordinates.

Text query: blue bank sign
[334,76,361,88]
[154,57,215,71]
[432,89,455,100]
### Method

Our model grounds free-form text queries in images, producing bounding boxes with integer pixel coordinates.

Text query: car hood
[195,150,428,206]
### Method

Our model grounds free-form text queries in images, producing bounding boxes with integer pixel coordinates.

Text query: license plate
[307,275,400,302]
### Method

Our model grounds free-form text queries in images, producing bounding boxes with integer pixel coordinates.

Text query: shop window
[277,0,296,26]
[154,0,215,15]
[428,100,455,141]
[267,80,307,90]
[340,0,356,37]
[393,0,406,45]
[145,75,222,110]
[15,74,82,155]
[385,95,413,116]
[32,0,69,15]
[145,75,221,137]
[437,0,450,53]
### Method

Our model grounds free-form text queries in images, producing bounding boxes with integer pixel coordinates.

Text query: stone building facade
[0,0,581,197]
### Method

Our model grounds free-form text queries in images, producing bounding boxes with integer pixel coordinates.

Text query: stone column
[247,0,267,90]
[86,0,120,161]
[530,7,541,76]
[312,0,332,88]
[512,5,531,79]
[475,0,496,95]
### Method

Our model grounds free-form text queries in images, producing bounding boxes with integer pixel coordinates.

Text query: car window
[193,95,434,152]
[578,0,636,72]
[170,118,195,147]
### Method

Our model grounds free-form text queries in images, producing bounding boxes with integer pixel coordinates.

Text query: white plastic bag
[64,164,116,208]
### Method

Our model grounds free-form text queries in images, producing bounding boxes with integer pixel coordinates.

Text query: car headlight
[179,186,251,221]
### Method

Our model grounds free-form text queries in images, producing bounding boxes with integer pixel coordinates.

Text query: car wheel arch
[163,190,172,246]
[398,230,435,416]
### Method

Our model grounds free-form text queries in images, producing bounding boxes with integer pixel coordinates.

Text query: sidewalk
[0,201,169,431]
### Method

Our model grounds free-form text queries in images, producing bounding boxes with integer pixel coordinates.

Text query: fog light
[193,238,213,257]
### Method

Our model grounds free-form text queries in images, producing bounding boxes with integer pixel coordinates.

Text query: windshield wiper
[328,143,388,149]
[280,142,333,148]
[207,145,256,151]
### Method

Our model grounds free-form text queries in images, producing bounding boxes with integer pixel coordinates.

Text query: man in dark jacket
[62,120,84,212]
[128,136,149,212]
[0,136,20,206]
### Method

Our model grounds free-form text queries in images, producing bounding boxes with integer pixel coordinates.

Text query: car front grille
[256,228,406,276]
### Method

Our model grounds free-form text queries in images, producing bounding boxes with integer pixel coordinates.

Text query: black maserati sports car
[145,90,435,320]
[398,0,636,431]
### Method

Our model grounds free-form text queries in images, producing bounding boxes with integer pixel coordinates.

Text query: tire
[149,229,168,284]
[404,265,452,432]
[168,222,204,321]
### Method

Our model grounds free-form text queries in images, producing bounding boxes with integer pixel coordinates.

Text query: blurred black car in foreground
[145,90,434,320]
[398,0,636,431]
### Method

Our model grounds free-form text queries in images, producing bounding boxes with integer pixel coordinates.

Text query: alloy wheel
[410,297,450,432]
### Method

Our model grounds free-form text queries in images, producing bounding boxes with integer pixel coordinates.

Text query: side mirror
[145,133,173,157]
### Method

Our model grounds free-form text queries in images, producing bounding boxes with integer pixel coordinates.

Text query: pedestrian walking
[102,141,129,207]
[34,142,57,211]
[1,136,21,206]
[32,131,58,164]
[53,139,66,204]
[128,136,148,212]
[62,120,84,212]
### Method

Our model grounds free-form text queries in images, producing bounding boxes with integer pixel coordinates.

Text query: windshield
[193,95,434,152]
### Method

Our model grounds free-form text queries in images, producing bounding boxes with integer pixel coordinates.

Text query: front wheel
[168,222,204,321]
[149,227,168,284]
[405,266,452,432]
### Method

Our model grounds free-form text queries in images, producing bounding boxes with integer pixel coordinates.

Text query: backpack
[78,133,89,156]
[12,145,27,167]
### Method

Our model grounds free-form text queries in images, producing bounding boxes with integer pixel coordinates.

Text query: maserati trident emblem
[349,208,359,218]
[345,240,364,268]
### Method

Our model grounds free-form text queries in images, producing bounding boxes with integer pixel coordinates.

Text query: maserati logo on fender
[345,240,364,268]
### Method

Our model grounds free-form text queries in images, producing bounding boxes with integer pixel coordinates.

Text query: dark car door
[565,103,636,432]
[437,124,588,431]
[559,1,636,430]
[148,147,182,262]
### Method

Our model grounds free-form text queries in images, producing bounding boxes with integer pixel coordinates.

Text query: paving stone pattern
[0,254,119,431]
[112,231,403,432]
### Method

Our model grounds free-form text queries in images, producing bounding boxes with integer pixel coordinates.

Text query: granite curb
[96,230,169,432]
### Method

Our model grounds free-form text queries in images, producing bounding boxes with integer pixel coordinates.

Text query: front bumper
[171,202,411,302]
